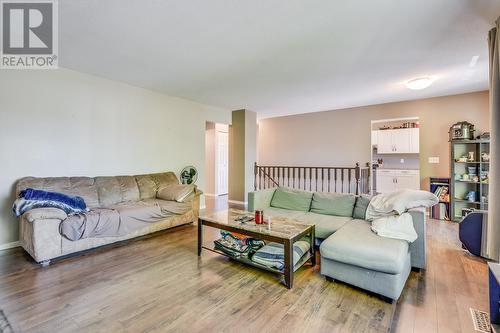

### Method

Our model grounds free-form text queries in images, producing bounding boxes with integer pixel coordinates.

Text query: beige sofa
[16,172,200,265]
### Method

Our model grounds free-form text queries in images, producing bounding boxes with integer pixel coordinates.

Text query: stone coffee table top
[198,209,312,240]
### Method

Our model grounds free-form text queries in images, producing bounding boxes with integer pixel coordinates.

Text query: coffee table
[197,209,315,289]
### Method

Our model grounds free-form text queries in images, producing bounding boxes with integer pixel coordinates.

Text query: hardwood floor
[392,218,489,333]
[0,197,488,333]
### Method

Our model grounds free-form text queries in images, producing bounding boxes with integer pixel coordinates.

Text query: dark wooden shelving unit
[430,177,450,220]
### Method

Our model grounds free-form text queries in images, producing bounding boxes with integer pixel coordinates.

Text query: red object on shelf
[255,210,263,224]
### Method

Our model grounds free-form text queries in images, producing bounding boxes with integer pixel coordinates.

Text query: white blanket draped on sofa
[366,190,438,242]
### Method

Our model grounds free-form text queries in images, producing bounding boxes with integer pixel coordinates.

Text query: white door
[377,130,394,153]
[215,131,228,195]
[392,129,411,153]
[376,171,396,193]
[409,128,420,153]
[395,171,420,190]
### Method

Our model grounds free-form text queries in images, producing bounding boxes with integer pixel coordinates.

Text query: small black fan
[180,166,198,184]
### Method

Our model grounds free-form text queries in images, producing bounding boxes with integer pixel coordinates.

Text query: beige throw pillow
[157,184,195,202]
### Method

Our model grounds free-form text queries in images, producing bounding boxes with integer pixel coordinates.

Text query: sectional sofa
[248,187,426,301]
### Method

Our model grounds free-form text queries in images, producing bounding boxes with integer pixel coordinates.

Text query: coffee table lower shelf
[202,245,313,275]
[197,213,316,289]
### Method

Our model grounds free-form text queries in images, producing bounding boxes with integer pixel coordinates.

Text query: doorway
[205,122,229,197]
[370,117,421,195]
[215,129,229,195]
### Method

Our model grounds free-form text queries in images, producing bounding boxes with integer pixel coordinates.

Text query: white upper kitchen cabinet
[409,128,419,153]
[374,128,419,154]
[376,130,394,153]
[392,129,411,153]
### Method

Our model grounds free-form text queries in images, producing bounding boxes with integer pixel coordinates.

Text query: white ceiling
[60,0,500,118]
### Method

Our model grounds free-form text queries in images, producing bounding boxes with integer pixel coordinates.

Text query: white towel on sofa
[366,190,438,243]
[371,213,418,242]
[366,189,438,221]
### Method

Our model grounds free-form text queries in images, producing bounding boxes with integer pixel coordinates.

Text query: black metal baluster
[341,169,345,193]
[327,168,331,192]
[334,169,338,192]
[321,168,324,192]
[348,168,352,193]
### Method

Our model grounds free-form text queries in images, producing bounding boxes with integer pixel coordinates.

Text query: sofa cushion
[262,209,351,239]
[353,195,371,220]
[95,176,141,207]
[270,187,313,212]
[144,199,192,215]
[16,176,99,208]
[60,199,192,241]
[301,212,352,239]
[134,172,180,200]
[157,184,195,202]
[134,175,158,200]
[320,220,409,274]
[263,207,308,221]
[94,177,123,207]
[60,208,121,241]
[310,192,356,217]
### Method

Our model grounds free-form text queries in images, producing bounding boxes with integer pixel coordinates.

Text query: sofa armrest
[248,188,276,212]
[23,208,68,223]
[190,190,201,219]
[19,215,62,263]
[408,207,426,269]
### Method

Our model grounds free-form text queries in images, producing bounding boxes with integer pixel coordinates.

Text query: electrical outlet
[400,158,405,164]
[428,157,440,164]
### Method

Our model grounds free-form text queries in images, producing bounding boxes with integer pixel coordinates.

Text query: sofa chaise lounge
[16,172,200,265]
[248,187,426,300]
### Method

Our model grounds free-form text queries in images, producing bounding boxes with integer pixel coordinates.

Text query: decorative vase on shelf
[465,191,476,202]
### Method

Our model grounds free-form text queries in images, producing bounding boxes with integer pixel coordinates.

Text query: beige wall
[258,91,490,190]
[0,68,230,246]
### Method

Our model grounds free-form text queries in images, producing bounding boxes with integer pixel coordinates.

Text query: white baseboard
[0,241,20,251]
[228,200,247,205]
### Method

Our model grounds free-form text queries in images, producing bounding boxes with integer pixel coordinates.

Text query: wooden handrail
[254,162,370,195]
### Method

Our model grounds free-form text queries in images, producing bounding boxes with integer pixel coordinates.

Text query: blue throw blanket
[13,188,88,217]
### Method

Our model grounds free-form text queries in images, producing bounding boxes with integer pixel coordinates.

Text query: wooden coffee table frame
[198,217,316,289]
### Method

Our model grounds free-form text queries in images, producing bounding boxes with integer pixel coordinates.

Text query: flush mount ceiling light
[405,77,434,90]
